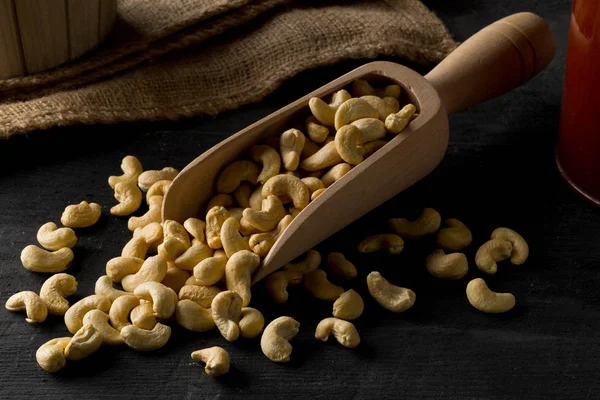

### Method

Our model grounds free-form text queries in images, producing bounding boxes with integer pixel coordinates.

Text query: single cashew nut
[64,324,103,360]
[95,275,129,301]
[333,289,364,320]
[161,264,190,293]
[36,337,70,372]
[491,227,529,265]
[436,218,473,251]
[385,104,417,134]
[250,144,281,184]
[193,250,227,286]
[238,307,265,339]
[184,218,206,244]
[303,269,344,301]
[321,163,352,188]
[466,278,515,313]
[351,117,386,143]
[206,206,230,249]
[174,243,213,271]
[225,250,260,307]
[175,299,215,332]
[158,220,191,261]
[146,180,171,204]
[20,245,74,273]
[311,188,326,200]
[360,95,398,121]
[279,128,306,171]
[357,234,404,254]
[138,167,178,192]
[110,180,142,216]
[39,273,78,315]
[121,254,168,292]
[315,317,360,348]
[220,217,251,258]
[109,294,139,331]
[206,194,234,212]
[106,257,144,283]
[242,195,286,232]
[367,271,415,312]
[264,269,303,304]
[37,222,77,250]
[309,89,352,126]
[326,252,357,280]
[334,98,379,130]
[262,174,310,210]
[216,160,260,194]
[179,284,221,309]
[82,309,123,345]
[211,290,243,342]
[248,215,293,257]
[306,116,330,143]
[130,303,157,330]
[260,316,300,363]
[426,249,469,280]
[108,155,143,189]
[61,201,102,228]
[191,347,230,377]
[334,125,364,165]
[64,294,111,334]
[121,322,171,351]
[5,291,48,323]
[389,208,442,239]
[134,282,178,320]
[128,195,163,231]
[299,141,343,171]
[475,239,513,274]
[121,230,149,259]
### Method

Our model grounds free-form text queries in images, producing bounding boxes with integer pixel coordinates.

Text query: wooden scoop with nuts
[163,12,555,283]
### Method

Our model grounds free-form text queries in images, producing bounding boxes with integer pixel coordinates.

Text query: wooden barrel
[0,0,117,79]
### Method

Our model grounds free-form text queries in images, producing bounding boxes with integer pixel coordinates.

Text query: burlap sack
[0,0,457,138]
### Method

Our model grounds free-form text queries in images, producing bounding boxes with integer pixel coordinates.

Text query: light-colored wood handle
[425,12,556,115]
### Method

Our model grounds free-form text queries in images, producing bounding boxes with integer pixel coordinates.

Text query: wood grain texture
[0,0,25,78]
[67,0,100,59]
[1,1,598,399]
[98,0,116,43]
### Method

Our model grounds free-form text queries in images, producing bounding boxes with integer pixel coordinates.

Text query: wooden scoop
[163,12,555,283]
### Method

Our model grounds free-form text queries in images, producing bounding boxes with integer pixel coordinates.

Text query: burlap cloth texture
[0,0,458,138]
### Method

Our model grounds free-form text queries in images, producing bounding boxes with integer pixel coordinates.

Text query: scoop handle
[425,12,555,115]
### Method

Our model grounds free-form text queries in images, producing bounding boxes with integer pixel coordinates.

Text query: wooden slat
[0,0,25,78]
[98,0,117,42]
[67,0,100,59]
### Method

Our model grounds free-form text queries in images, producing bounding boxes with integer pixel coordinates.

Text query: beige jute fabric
[0,0,457,138]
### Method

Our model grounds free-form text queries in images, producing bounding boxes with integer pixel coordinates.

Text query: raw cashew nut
[475,239,513,274]
[301,177,325,195]
[174,243,213,271]
[360,95,399,121]
[225,250,261,307]
[158,220,191,261]
[220,217,251,258]
[179,285,221,308]
[211,290,243,342]
[146,180,171,204]
[106,256,144,282]
[239,307,265,338]
[206,206,230,249]
[315,318,360,348]
[326,252,357,279]
[184,218,206,244]
[306,116,330,143]
[130,303,157,330]
[300,141,343,171]
[283,249,322,276]
[280,128,306,171]
[37,222,77,250]
[64,324,103,360]
[121,254,168,292]
[491,227,529,265]
[436,218,473,251]
[363,140,388,157]
[466,278,515,313]
[357,234,404,254]
[40,273,78,315]
[425,249,469,280]
[309,90,352,126]
[333,289,364,320]
[260,316,300,363]
[385,104,417,134]
[334,125,364,165]
[233,182,254,209]
[82,309,124,346]
[128,195,163,231]
[110,180,142,216]
[185,276,202,285]
[264,269,303,304]
[191,347,230,377]
[248,215,293,257]
[351,118,386,143]
[311,188,326,200]
[161,265,190,293]
[121,230,149,259]
[21,245,73,273]
[243,195,286,231]
[207,194,234,211]
[5,291,48,323]
[367,271,415,312]
[64,294,111,334]
[36,337,70,372]
[388,208,442,239]
[262,174,310,210]
[61,201,102,228]
[108,155,143,188]
[301,138,321,159]
[193,250,227,286]
[303,270,344,301]
[134,281,178,319]
[250,144,281,184]
[175,299,215,332]
[138,167,178,192]
[95,275,129,301]
[121,323,171,351]
[334,98,379,130]
[216,160,260,194]
[249,185,264,211]
[109,294,139,331]
[351,79,401,98]
[321,163,352,188]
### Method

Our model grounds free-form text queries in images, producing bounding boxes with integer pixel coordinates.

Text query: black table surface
[2,0,599,399]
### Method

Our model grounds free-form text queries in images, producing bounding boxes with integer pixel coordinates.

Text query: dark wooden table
[2,1,599,398]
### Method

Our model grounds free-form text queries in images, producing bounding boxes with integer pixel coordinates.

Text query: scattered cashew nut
[326,252,357,280]
[108,155,143,189]
[303,269,344,301]
[491,227,529,265]
[174,242,213,271]
[206,206,230,249]
[82,309,124,346]
[280,128,306,171]
[184,218,206,244]
[475,238,513,274]
[36,337,70,372]
[191,347,230,377]
[39,273,78,315]
[138,167,178,192]
[193,250,227,286]
[37,222,77,250]
[466,278,515,313]
[262,174,310,210]
[260,316,300,363]
[216,160,260,194]
[106,256,144,283]
[211,290,243,342]
[299,141,343,171]
[264,269,303,304]
[95,275,129,301]
[389,208,442,239]
[175,299,215,332]
[357,234,404,254]
[64,324,103,361]
[220,217,251,258]
[436,218,473,251]
[334,98,379,130]
[64,294,111,334]
[5,291,48,323]
[128,195,163,231]
[179,284,221,309]
[242,195,286,231]
[367,271,415,312]
[130,303,157,330]
[385,104,417,134]
[61,201,102,228]
[315,317,360,348]
[121,322,171,351]
[110,180,142,216]
[425,249,469,280]
[158,220,191,261]
[134,281,178,320]
[333,289,364,320]
[121,254,168,292]
[308,89,352,126]
[225,250,260,307]
[239,307,265,339]
[20,245,74,273]
[109,294,139,331]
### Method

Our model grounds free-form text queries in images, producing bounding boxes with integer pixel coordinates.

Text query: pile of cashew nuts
[5,78,529,377]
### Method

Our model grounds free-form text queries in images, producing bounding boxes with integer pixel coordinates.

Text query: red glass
[557,0,600,206]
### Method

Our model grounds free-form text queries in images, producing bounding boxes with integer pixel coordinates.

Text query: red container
[557,0,600,206]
